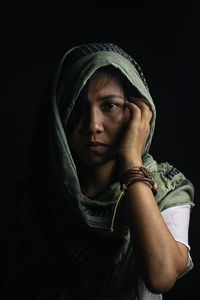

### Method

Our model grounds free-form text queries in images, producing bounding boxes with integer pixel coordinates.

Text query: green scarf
[8,43,195,300]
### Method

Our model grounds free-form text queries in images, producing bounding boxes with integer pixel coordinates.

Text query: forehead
[87,67,125,98]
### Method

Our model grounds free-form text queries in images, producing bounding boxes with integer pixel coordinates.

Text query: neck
[77,160,119,198]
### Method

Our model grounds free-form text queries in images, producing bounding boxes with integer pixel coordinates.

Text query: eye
[102,102,120,112]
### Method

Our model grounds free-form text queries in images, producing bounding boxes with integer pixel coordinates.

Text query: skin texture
[69,70,131,167]
[68,68,189,293]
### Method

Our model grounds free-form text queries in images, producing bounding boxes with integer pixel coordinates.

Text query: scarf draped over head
[8,42,195,300]
[50,42,194,229]
[50,43,157,229]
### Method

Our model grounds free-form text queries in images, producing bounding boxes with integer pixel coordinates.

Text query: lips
[85,141,107,147]
[85,141,108,151]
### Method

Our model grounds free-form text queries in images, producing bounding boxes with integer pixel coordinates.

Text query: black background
[4,1,199,299]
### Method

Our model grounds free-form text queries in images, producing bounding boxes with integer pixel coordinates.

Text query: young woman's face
[68,70,131,166]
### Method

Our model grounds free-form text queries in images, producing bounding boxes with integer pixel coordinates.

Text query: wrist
[120,158,143,171]
[119,165,158,196]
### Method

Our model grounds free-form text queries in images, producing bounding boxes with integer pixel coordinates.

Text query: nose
[82,106,104,135]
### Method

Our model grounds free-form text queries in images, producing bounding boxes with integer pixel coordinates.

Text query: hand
[118,97,153,169]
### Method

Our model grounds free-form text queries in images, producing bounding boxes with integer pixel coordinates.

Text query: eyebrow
[98,94,124,101]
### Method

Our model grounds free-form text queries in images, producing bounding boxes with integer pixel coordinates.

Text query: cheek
[106,109,131,136]
[113,107,131,126]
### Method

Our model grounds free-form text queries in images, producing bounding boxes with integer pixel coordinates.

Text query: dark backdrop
[4,1,199,299]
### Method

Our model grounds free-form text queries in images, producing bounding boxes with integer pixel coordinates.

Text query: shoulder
[155,161,194,191]
[146,157,195,211]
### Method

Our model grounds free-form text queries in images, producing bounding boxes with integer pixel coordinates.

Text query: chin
[71,149,117,168]
[79,154,115,167]
[82,158,108,167]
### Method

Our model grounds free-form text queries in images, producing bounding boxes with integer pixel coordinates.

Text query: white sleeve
[138,204,193,300]
[161,204,193,276]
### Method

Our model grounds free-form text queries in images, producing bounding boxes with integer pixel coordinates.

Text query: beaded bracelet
[110,166,157,232]
[120,166,157,196]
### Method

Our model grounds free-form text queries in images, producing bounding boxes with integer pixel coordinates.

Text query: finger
[129,97,153,122]
[142,105,153,123]
[130,97,152,111]
[124,101,142,121]
[125,100,152,125]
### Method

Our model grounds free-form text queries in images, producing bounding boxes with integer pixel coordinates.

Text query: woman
[8,43,195,299]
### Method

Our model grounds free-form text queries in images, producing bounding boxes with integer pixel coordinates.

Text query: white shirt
[139,204,193,300]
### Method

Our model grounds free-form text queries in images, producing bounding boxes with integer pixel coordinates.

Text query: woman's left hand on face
[118,97,153,168]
